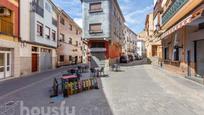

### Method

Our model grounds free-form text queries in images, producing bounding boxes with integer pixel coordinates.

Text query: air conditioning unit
[0,8,11,16]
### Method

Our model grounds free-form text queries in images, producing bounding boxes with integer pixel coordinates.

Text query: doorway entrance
[32,53,38,72]
[0,51,12,79]
[75,56,78,64]
[152,45,158,57]
[196,40,204,77]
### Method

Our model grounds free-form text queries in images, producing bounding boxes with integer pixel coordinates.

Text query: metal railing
[0,18,13,36]
[162,0,188,24]
[31,1,44,17]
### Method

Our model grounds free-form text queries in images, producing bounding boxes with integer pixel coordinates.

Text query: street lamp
[156,24,160,32]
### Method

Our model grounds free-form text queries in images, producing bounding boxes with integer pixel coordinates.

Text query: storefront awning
[161,4,204,39]
[161,15,192,39]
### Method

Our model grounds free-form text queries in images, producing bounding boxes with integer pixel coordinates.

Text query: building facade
[137,31,146,57]
[157,0,204,78]
[81,0,125,71]
[145,1,163,61]
[57,10,83,66]
[0,0,20,79]
[82,40,88,64]
[20,0,58,76]
[122,25,137,57]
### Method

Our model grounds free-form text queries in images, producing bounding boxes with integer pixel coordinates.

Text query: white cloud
[125,5,153,18]
[74,18,82,28]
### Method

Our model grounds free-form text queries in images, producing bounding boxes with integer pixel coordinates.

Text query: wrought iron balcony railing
[0,18,13,36]
[162,0,188,25]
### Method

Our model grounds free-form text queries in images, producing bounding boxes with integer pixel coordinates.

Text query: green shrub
[147,58,152,64]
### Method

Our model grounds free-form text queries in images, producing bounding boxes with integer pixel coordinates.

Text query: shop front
[187,4,204,77]
[0,48,12,79]
[161,3,204,77]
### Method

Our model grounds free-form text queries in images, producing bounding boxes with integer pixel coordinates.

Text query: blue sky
[53,0,153,34]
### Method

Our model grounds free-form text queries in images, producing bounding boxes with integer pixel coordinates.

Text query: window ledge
[89,9,103,13]
[89,30,103,34]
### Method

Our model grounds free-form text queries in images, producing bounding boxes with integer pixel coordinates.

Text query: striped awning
[161,15,192,39]
[161,4,204,39]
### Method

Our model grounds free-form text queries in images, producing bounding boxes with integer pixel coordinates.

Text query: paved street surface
[0,63,204,115]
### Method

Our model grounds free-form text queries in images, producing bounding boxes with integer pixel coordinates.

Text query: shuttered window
[89,2,102,12]
[45,26,50,39]
[37,22,43,37]
[89,23,102,33]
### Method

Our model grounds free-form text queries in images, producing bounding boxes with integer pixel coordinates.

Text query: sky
[53,0,154,34]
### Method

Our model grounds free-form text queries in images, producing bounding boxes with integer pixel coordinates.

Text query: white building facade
[20,0,58,76]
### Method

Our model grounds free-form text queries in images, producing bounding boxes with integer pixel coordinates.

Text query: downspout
[18,0,21,41]
[56,10,63,67]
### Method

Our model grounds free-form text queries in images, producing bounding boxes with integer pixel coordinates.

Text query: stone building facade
[122,25,137,57]
[57,10,83,66]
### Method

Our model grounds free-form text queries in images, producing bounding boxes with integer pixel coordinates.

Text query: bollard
[78,81,82,93]
[70,82,74,95]
[86,80,88,90]
[94,78,99,89]
[203,76,204,85]
[83,80,86,91]
[68,82,72,95]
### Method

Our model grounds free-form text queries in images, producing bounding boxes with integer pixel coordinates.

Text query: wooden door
[32,54,38,72]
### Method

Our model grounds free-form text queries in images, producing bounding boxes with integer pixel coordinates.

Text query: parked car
[120,55,129,63]
[134,54,142,60]
[128,54,134,61]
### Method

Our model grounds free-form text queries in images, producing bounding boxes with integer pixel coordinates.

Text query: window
[173,48,180,61]
[69,24,72,31]
[45,3,51,12]
[59,33,65,42]
[32,47,38,52]
[76,41,78,46]
[89,23,102,33]
[59,55,64,62]
[91,42,105,48]
[76,30,79,35]
[199,22,204,30]
[37,22,43,37]
[89,2,102,13]
[45,26,50,39]
[52,30,56,41]
[69,56,72,61]
[60,17,65,25]
[164,47,169,60]
[69,38,72,44]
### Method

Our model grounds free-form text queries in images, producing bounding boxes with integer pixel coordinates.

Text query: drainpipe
[56,10,63,67]
[18,0,20,41]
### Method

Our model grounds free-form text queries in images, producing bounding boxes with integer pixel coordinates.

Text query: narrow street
[0,63,204,115]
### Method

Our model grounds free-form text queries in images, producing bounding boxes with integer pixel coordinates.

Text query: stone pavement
[102,65,204,115]
[0,64,204,115]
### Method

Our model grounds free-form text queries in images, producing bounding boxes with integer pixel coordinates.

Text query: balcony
[90,48,106,52]
[31,1,44,17]
[0,18,13,36]
[162,0,188,25]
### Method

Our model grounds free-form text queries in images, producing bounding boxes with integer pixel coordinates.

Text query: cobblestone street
[0,64,204,115]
